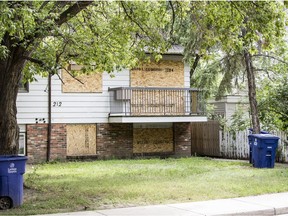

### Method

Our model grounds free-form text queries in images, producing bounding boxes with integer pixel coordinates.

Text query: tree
[176,1,287,133]
[0,1,177,155]
[258,75,288,132]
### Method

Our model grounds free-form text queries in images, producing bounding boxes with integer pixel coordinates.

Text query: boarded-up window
[130,60,184,87]
[66,124,96,156]
[133,123,173,153]
[62,68,102,93]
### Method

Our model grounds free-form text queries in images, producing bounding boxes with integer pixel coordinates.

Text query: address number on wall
[52,101,62,107]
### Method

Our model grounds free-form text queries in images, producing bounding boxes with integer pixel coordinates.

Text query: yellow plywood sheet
[133,128,173,153]
[66,124,96,156]
[62,68,102,93]
[130,60,184,87]
[191,91,198,113]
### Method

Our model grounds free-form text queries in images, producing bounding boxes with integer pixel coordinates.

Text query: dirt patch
[23,187,41,202]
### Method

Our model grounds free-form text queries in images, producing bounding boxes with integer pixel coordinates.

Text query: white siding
[17,58,190,124]
[210,102,226,114]
[17,77,49,124]
[226,103,237,120]
[17,69,130,124]
[184,64,190,88]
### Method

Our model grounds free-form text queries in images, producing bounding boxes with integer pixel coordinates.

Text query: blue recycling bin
[248,129,269,164]
[0,156,27,210]
[248,134,279,168]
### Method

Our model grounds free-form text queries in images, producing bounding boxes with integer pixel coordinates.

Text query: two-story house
[17,46,207,163]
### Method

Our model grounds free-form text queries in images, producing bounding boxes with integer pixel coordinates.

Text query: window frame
[18,132,26,156]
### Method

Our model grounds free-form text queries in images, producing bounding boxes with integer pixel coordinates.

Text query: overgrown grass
[3,157,288,215]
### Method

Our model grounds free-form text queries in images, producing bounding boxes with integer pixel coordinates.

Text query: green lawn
[3,157,288,215]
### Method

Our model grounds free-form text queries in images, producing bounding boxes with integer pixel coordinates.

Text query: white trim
[18,132,26,156]
[108,116,208,123]
[18,125,26,132]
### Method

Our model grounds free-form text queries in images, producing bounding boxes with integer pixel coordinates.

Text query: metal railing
[109,87,205,116]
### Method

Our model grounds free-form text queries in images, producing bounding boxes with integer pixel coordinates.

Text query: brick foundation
[26,122,192,163]
[27,124,66,163]
[174,122,191,157]
[97,123,133,159]
[50,124,67,161]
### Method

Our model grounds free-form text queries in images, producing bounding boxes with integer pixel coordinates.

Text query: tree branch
[56,1,93,27]
[252,54,288,65]
[190,54,201,81]
[23,56,45,67]
[20,1,92,49]
[23,56,59,76]
[120,1,155,43]
[61,67,84,85]
[38,1,49,12]
[253,68,275,80]
[168,1,175,37]
[54,70,65,85]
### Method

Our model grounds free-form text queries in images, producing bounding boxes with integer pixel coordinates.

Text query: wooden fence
[220,130,288,161]
[272,131,288,162]
[191,121,221,157]
[220,130,249,159]
[191,121,288,162]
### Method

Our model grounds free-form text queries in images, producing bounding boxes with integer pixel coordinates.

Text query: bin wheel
[0,197,12,210]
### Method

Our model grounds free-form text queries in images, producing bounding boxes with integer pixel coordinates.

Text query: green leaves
[1,1,175,78]
[178,1,287,97]
[258,75,288,132]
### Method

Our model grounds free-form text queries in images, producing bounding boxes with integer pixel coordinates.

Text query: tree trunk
[243,50,261,134]
[0,1,93,156]
[0,41,28,155]
[241,18,261,134]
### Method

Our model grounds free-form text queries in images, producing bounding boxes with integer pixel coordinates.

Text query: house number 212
[52,101,62,107]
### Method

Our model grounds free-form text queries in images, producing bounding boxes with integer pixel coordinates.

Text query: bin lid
[0,155,28,162]
[248,134,279,140]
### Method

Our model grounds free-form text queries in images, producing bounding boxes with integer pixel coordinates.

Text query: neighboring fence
[219,130,249,159]
[273,131,288,162]
[220,130,288,161]
[191,121,288,162]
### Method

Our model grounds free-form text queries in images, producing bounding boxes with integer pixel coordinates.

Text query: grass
[3,157,288,215]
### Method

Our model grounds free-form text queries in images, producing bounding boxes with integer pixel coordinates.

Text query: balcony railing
[108,87,205,116]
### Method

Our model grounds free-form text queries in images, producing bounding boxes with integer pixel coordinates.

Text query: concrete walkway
[37,192,288,216]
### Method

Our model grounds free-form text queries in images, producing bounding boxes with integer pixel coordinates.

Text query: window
[18,132,26,156]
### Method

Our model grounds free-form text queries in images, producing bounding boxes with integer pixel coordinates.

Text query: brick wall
[27,124,47,163]
[50,124,66,161]
[26,122,192,163]
[97,123,133,159]
[174,122,191,157]
[26,124,66,163]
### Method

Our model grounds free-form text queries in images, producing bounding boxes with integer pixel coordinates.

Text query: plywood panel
[130,60,184,87]
[133,128,173,153]
[66,124,96,156]
[191,91,198,113]
[62,69,102,93]
[131,90,185,115]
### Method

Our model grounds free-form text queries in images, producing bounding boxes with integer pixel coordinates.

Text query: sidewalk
[37,192,288,216]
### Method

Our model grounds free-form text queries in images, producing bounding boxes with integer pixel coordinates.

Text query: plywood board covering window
[133,128,173,153]
[66,124,96,156]
[62,69,102,93]
[130,60,184,87]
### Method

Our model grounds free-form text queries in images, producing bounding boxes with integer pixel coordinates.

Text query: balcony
[108,87,207,123]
